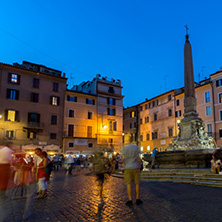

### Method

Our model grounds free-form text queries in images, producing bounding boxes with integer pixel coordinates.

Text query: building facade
[71,74,124,153]
[123,71,222,153]
[0,61,67,154]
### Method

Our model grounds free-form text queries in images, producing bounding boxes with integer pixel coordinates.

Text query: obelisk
[170,27,214,150]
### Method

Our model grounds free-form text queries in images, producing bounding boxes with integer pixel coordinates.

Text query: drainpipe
[211,82,217,146]
[136,105,139,146]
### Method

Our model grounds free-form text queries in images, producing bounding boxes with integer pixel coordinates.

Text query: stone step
[112,169,222,187]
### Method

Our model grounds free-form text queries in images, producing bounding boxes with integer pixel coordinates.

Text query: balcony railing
[24,122,44,129]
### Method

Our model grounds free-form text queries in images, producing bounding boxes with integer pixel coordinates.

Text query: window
[51,96,60,106]
[152,131,158,140]
[88,143,93,148]
[130,123,132,129]
[205,91,211,103]
[176,99,180,106]
[219,93,222,104]
[206,106,211,116]
[87,126,92,137]
[140,118,143,124]
[68,142,74,148]
[109,138,113,144]
[141,147,143,152]
[28,113,40,124]
[220,110,222,121]
[50,133,57,140]
[5,110,19,122]
[154,113,158,121]
[130,134,134,142]
[67,95,77,102]
[68,124,74,137]
[140,106,143,111]
[107,98,115,105]
[31,93,39,103]
[53,82,59,92]
[175,110,182,117]
[134,122,137,128]
[108,87,114,93]
[145,104,148,109]
[27,131,37,139]
[130,111,135,118]
[5,130,14,139]
[6,89,19,100]
[168,128,173,137]
[219,129,222,138]
[51,115,57,125]
[113,121,117,131]
[168,94,172,101]
[8,73,20,84]
[146,133,150,141]
[140,135,143,141]
[207,124,213,136]
[145,116,149,123]
[147,145,150,151]
[88,111,93,119]
[33,78,39,88]
[86,98,95,105]
[168,109,172,117]
[69,110,75,118]
[107,108,115,116]
[216,79,222,87]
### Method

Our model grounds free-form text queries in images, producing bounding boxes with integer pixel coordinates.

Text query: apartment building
[123,71,222,153]
[0,61,67,154]
[71,74,123,153]
[63,90,97,155]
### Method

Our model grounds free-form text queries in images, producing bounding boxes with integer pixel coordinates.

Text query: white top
[211,159,221,167]
[0,147,14,164]
[34,155,43,167]
[67,155,74,164]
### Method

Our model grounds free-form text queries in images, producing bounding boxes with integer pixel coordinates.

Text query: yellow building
[65,74,124,154]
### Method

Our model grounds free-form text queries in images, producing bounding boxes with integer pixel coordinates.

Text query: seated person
[211,151,222,174]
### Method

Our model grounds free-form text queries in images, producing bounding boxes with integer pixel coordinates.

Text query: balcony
[23,122,44,131]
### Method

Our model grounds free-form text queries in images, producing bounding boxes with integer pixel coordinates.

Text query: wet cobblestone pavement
[4,169,222,222]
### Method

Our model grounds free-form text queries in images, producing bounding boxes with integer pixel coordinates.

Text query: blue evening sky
[0,0,221,107]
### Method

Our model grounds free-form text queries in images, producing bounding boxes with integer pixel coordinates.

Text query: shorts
[124,169,140,185]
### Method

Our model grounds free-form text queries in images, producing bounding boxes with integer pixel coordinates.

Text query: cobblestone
[3,169,222,222]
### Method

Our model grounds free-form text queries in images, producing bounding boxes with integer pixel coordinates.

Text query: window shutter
[50,96,53,104]
[75,96,77,102]
[16,90,19,100]
[57,97,60,106]
[5,110,8,121]
[107,98,109,105]
[107,108,109,115]
[17,75,21,85]
[113,99,116,105]
[67,95,70,101]
[28,113,31,122]
[15,111,19,122]
[37,114,40,123]
[113,109,116,116]
[93,99,95,105]
[8,73,11,83]
[6,89,10,98]
[216,80,219,87]
[86,98,88,104]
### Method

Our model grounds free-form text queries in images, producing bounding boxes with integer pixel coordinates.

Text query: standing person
[93,151,111,205]
[151,146,158,169]
[0,143,14,222]
[34,151,50,198]
[66,155,74,175]
[53,154,59,171]
[122,144,143,206]
[211,151,222,174]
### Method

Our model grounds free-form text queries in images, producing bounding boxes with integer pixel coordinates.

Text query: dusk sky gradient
[0,0,222,107]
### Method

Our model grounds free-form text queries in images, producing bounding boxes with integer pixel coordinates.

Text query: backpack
[94,156,110,174]
[45,160,53,175]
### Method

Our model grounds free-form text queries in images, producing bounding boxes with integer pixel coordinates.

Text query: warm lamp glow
[102,125,107,129]
[0,114,2,119]
[177,120,181,124]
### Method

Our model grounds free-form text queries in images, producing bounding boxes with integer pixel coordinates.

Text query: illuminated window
[8,73,20,84]
[141,147,143,151]
[51,96,60,106]
[147,145,150,151]
[5,130,14,139]
[130,111,135,118]
[27,131,37,139]
[5,110,16,121]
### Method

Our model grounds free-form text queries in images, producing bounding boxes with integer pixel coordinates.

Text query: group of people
[211,150,222,174]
